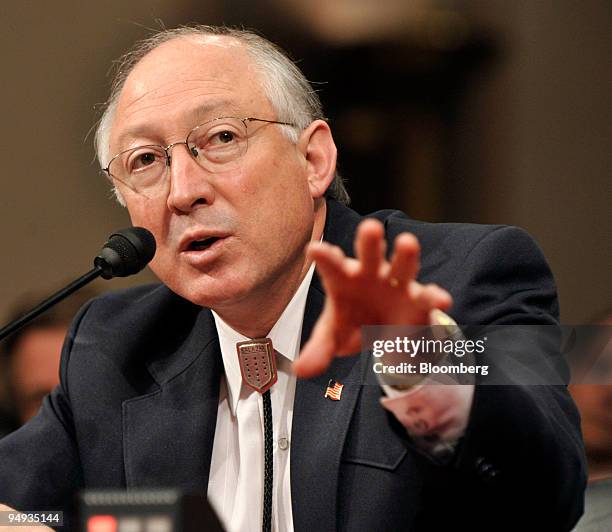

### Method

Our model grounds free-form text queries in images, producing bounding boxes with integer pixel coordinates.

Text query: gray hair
[95,25,349,205]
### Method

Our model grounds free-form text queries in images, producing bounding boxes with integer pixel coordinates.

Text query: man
[0,26,585,531]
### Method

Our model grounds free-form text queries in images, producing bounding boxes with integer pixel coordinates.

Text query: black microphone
[0,227,156,342]
[95,227,157,279]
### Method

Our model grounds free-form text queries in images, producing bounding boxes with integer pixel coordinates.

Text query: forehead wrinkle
[126,40,251,100]
[120,78,237,116]
[114,98,242,149]
[111,38,271,151]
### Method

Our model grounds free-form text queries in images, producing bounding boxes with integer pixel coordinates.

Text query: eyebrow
[114,100,239,150]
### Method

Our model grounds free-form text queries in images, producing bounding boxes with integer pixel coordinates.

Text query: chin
[170,273,256,310]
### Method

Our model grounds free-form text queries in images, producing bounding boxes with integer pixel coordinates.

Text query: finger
[355,219,385,276]
[410,282,453,311]
[293,310,337,378]
[307,241,347,286]
[335,327,362,356]
[389,232,420,286]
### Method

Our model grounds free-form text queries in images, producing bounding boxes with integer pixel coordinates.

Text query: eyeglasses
[102,116,296,196]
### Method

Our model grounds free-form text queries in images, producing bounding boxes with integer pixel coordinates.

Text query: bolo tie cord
[262,389,273,532]
[235,338,277,532]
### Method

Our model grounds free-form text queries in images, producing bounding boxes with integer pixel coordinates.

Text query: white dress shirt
[207,263,474,531]
[208,264,315,532]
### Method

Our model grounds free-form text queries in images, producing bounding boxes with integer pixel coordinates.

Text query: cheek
[125,195,171,241]
[240,182,312,243]
[126,198,159,225]
[123,197,177,280]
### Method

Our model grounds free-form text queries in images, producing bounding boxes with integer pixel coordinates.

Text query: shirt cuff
[378,310,475,459]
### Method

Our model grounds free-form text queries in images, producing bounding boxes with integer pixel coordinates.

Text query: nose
[165,142,216,214]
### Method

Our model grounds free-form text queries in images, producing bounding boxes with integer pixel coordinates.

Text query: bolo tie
[236,338,278,532]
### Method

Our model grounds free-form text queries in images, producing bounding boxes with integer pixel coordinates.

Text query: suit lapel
[123,309,222,490]
[291,200,366,532]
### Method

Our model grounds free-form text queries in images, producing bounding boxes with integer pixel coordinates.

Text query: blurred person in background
[571,310,612,531]
[0,289,98,431]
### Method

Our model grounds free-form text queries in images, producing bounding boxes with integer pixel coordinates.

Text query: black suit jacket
[0,199,586,531]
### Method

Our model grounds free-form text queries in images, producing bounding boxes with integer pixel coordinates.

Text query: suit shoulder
[91,283,177,311]
[329,200,542,263]
[367,207,533,254]
[368,209,551,290]
[74,283,199,338]
[62,283,204,386]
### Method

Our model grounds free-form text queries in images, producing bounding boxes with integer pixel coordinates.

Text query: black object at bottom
[78,489,224,532]
[262,389,273,532]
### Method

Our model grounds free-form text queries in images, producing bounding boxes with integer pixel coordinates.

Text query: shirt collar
[212,262,316,415]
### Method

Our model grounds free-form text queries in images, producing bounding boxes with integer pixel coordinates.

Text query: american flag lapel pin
[325,379,344,401]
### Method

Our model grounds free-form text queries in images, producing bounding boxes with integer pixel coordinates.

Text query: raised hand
[293,218,452,378]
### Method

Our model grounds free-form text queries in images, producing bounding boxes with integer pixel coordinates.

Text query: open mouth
[188,236,222,251]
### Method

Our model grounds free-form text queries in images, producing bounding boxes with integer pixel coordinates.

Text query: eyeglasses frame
[101,116,297,192]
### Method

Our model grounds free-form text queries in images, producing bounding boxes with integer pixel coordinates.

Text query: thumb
[293,310,337,378]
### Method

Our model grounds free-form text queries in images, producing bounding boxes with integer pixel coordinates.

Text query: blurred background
[0,0,609,325]
[0,0,611,511]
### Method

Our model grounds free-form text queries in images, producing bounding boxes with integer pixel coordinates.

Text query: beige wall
[0,1,609,326]
[0,2,208,323]
[458,1,611,322]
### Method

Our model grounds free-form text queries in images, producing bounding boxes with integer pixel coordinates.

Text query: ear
[298,120,337,199]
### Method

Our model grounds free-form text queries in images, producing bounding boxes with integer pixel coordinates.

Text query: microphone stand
[0,266,103,342]
[0,226,155,343]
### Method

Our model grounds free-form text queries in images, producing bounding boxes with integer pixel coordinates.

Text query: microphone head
[94,227,156,279]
